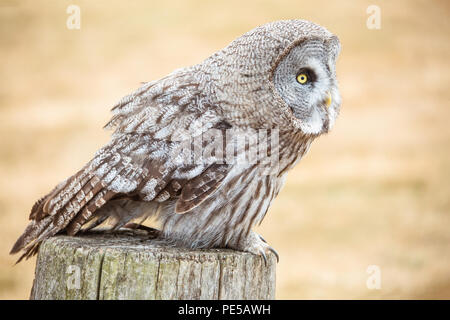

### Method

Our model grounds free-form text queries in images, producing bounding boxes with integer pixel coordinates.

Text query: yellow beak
[325,91,332,108]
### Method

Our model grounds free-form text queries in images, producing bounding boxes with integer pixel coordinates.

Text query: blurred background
[1,0,449,299]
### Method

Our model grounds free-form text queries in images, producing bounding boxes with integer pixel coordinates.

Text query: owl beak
[325,91,332,108]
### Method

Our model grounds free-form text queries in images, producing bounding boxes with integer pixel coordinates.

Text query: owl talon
[122,223,161,239]
[268,246,279,263]
[259,234,267,243]
[260,250,268,266]
[234,232,279,265]
[258,245,279,265]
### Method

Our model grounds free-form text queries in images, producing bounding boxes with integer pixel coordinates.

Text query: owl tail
[10,166,115,263]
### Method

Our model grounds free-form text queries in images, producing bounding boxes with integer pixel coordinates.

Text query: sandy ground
[0,0,449,299]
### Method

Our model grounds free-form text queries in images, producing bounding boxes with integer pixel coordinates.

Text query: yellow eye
[297,73,308,84]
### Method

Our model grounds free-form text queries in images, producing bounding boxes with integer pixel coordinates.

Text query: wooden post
[30,232,276,300]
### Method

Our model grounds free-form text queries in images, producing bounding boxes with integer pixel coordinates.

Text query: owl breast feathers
[11,20,341,262]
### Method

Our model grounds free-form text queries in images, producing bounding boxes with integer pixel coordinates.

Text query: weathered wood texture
[30,232,276,300]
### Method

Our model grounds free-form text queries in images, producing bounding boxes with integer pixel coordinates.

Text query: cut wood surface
[30,232,276,300]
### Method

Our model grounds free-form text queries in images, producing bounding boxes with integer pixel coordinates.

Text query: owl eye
[296,73,308,84]
[296,69,316,85]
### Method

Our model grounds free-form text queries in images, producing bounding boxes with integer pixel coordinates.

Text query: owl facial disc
[272,37,341,135]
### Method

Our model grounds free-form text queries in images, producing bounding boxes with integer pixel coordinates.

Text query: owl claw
[260,250,268,266]
[259,239,279,262]
[121,223,161,239]
[257,244,279,266]
[259,234,267,243]
[235,232,279,265]
[268,246,279,263]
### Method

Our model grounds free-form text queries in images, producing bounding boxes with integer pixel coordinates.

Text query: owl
[11,20,341,263]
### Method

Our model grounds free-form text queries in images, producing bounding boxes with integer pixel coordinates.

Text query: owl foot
[234,231,279,266]
[122,223,161,239]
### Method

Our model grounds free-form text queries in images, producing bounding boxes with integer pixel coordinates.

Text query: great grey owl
[11,20,341,263]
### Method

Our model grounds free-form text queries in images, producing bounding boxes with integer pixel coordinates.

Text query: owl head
[203,20,341,136]
[271,34,341,135]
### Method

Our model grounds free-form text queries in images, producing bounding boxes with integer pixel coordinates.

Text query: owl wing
[175,163,230,214]
[104,68,233,212]
[11,68,233,261]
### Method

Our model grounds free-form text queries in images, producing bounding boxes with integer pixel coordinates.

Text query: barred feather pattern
[158,132,314,250]
[11,20,341,261]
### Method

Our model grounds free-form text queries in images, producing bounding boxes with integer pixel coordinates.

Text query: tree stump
[30,232,276,300]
